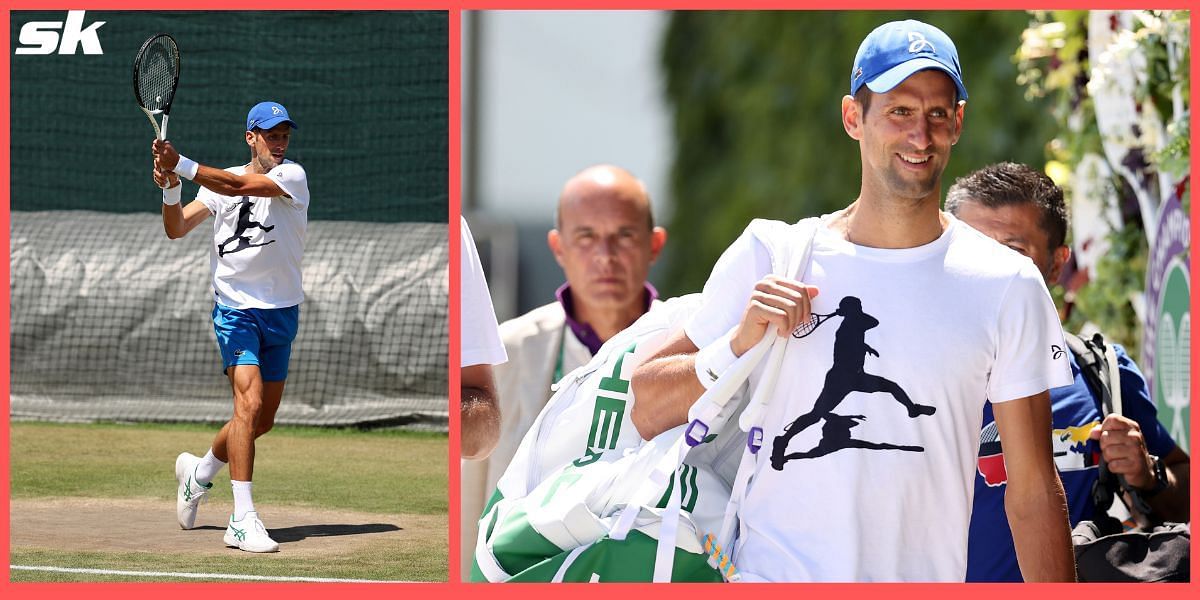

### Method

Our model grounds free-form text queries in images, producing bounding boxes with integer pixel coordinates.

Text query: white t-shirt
[460,217,507,367]
[197,160,309,309]
[685,214,1072,582]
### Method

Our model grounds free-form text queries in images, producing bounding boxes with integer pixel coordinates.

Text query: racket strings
[791,313,833,339]
[135,38,178,111]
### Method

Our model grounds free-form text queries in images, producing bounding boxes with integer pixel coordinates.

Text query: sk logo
[15,11,105,55]
[1051,345,1065,360]
[907,31,935,54]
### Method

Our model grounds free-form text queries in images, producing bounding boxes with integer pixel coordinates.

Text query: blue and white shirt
[966,344,1178,582]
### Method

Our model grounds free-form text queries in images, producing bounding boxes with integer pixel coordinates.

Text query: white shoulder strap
[630,218,821,582]
[713,217,821,578]
[734,217,820,441]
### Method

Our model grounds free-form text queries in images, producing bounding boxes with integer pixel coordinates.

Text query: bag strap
[736,217,822,435]
[1068,331,1144,523]
[1095,334,1155,518]
[1102,337,1123,418]
[606,289,784,579]
[633,218,820,582]
[711,217,822,578]
[615,327,775,580]
[1065,332,1118,514]
[1064,332,1118,417]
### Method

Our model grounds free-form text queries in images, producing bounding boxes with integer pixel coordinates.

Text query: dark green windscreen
[10,10,447,222]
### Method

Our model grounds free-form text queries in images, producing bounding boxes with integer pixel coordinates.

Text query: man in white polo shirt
[152,101,309,553]
[629,21,1076,581]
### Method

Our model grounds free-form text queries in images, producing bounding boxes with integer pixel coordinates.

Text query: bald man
[459,165,667,574]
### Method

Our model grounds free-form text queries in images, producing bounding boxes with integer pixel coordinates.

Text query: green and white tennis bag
[471,218,819,583]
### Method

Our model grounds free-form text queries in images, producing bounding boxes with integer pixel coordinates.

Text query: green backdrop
[10,10,447,223]
[660,11,1058,295]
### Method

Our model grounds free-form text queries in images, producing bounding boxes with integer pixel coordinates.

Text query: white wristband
[175,155,199,181]
[162,182,182,205]
[694,331,738,390]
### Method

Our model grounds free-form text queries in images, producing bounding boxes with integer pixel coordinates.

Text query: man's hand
[152,139,180,172]
[1089,414,1155,489]
[153,167,180,189]
[730,275,819,356]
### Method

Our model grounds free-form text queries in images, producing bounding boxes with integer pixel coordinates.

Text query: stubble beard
[881,159,942,203]
[254,152,279,173]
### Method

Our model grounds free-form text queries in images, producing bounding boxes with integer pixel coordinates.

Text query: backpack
[1063,332,1190,582]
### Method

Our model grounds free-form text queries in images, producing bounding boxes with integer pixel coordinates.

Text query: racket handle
[160,114,170,141]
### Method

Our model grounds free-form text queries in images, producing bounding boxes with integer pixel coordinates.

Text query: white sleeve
[460,217,507,367]
[987,260,1074,403]
[267,162,309,210]
[196,184,219,215]
[683,226,773,349]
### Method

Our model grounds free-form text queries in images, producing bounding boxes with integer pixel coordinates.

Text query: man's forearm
[1006,475,1076,582]
[193,165,247,196]
[629,354,705,440]
[161,186,185,238]
[461,386,499,460]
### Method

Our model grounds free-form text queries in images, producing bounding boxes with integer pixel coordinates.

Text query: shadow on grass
[192,523,400,543]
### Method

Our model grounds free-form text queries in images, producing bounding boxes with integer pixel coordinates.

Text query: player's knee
[233,397,263,423]
[254,420,274,438]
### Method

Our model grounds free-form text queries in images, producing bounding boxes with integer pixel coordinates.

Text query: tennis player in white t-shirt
[629,21,1077,581]
[152,101,309,553]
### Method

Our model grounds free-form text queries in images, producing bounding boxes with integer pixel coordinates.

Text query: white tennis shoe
[175,452,211,530]
[224,511,280,553]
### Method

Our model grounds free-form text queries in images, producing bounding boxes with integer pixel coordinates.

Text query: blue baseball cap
[850,20,967,102]
[246,101,298,132]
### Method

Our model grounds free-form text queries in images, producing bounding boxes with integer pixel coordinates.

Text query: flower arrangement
[1016,10,1190,361]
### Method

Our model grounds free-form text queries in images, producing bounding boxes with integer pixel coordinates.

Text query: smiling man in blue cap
[630,20,1076,581]
[152,101,309,553]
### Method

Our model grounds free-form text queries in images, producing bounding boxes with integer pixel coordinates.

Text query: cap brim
[250,116,298,131]
[865,57,968,101]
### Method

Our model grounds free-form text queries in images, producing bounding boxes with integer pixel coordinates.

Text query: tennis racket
[791,312,837,339]
[132,33,180,141]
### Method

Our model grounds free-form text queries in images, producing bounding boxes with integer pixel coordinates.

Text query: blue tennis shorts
[212,303,300,382]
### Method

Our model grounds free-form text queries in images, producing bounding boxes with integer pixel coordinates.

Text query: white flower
[1134,10,1163,35]
[1018,21,1066,60]
[1138,100,1164,151]
[1071,154,1123,280]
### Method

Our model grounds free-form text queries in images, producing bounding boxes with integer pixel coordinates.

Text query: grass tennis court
[10,422,448,582]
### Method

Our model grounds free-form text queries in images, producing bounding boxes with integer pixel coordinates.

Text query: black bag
[1065,332,1190,582]
[1072,519,1190,582]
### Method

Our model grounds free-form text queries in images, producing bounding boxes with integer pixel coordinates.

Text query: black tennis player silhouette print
[771,296,936,470]
[218,197,276,257]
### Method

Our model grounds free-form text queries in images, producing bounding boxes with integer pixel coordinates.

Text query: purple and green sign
[1142,191,1189,452]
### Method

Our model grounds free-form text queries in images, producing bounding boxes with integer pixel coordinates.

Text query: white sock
[231,480,255,521]
[194,449,226,486]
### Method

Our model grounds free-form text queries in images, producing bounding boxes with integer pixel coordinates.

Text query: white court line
[11,564,419,583]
